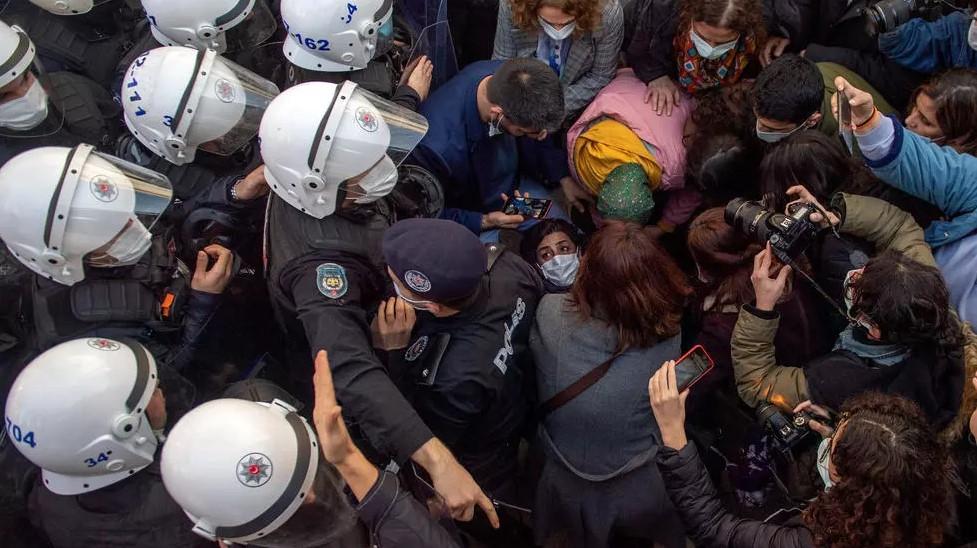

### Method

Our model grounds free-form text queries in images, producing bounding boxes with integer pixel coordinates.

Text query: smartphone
[502,196,552,219]
[838,89,854,154]
[673,345,715,392]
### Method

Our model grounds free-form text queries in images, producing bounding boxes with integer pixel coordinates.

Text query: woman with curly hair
[626,0,767,116]
[492,0,624,121]
[649,377,957,548]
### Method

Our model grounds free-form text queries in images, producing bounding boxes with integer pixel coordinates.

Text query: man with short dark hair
[751,54,896,144]
[411,58,574,237]
[752,55,826,143]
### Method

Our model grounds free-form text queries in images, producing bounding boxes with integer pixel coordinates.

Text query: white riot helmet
[281,0,393,72]
[259,80,427,218]
[26,0,108,15]
[121,46,279,166]
[161,398,319,543]
[0,145,173,286]
[0,20,50,131]
[4,338,160,495]
[141,0,277,54]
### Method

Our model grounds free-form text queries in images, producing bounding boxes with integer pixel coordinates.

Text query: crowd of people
[0,0,976,546]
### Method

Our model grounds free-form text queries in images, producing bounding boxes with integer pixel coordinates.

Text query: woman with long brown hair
[530,221,691,547]
[905,68,977,157]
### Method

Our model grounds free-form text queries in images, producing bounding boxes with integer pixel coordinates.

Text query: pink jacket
[567,68,700,228]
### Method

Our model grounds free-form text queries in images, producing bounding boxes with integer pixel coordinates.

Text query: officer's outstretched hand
[312,350,357,465]
[191,244,234,294]
[312,350,380,501]
[413,439,501,528]
[372,297,417,350]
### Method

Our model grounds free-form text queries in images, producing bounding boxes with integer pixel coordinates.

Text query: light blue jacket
[863,117,977,248]
[878,12,977,73]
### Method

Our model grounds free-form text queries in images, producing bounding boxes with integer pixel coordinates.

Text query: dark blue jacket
[411,60,568,234]
[879,12,977,73]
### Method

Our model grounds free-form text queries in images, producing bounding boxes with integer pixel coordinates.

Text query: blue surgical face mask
[539,252,579,288]
[690,27,738,60]
[755,119,809,143]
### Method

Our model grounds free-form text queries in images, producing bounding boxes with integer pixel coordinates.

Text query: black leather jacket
[657,442,816,548]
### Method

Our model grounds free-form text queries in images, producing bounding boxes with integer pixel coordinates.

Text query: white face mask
[690,28,738,60]
[539,18,575,41]
[816,437,834,490]
[539,252,579,288]
[969,18,977,51]
[0,76,49,130]
[351,155,398,204]
[89,221,152,268]
[489,113,505,137]
[393,281,432,310]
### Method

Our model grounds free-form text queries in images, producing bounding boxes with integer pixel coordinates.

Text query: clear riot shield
[398,0,457,91]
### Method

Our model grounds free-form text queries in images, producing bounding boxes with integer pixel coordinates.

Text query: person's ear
[489,105,504,119]
[808,111,823,127]
[426,302,443,315]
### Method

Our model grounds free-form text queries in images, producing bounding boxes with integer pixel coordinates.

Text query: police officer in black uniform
[0,19,122,165]
[279,0,434,110]
[260,78,500,527]
[380,218,544,499]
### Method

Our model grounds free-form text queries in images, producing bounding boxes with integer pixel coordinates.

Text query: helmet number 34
[5,417,37,448]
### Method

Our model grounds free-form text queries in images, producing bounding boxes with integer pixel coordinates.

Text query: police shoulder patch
[405,336,429,362]
[316,263,348,299]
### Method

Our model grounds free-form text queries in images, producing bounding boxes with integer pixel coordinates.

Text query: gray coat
[530,293,681,478]
[492,0,624,119]
[529,293,685,548]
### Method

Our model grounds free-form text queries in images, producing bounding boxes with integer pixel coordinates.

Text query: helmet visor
[192,55,280,157]
[82,152,173,267]
[224,0,278,53]
[356,86,427,166]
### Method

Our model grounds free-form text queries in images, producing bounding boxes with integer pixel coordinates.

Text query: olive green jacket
[731,194,934,410]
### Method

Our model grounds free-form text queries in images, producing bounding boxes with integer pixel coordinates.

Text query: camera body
[862,0,946,36]
[724,199,820,262]
[757,403,814,450]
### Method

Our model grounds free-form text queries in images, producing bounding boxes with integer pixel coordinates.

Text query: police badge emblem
[90,176,118,203]
[316,263,348,299]
[214,78,236,103]
[404,270,431,293]
[87,338,120,351]
[405,336,429,362]
[236,453,273,487]
[354,106,378,133]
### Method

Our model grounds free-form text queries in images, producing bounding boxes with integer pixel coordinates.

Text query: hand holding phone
[838,89,854,154]
[673,345,715,392]
[502,196,552,219]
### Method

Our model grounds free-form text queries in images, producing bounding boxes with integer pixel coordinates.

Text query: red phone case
[674,344,715,391]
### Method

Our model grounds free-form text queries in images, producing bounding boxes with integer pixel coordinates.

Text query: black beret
[382,218,488,302]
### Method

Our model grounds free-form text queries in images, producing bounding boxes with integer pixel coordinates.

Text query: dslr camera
[861,0,951,35]
[757,403,814,451]
[724,199,820,262]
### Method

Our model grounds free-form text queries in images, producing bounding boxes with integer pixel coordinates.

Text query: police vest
[30,231,190,350]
